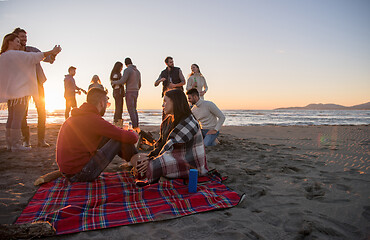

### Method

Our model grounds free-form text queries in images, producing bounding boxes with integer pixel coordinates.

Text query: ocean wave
[1,110,369,126]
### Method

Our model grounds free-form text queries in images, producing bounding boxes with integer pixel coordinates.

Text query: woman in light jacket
[186,64,208,99]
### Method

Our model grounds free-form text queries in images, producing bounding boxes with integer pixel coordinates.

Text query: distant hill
[275,102,370,110]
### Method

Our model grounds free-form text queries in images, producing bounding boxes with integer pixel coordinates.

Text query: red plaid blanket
[16,171,240,235]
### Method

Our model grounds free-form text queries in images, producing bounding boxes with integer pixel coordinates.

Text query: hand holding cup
[130,153,149,179]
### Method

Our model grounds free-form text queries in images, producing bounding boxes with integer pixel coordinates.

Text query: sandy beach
[0,123,369,239]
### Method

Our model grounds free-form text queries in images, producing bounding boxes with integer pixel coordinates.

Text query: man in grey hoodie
[64,66,86,119]
[111,58,141,130]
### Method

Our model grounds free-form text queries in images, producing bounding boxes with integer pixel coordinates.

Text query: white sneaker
[12,144,31,152]
[23,140,31,148]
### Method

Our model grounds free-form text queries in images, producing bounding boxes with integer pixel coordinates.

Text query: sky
[0,0,369,111]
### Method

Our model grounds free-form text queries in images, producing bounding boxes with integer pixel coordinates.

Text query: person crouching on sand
[56,88,141,182]
[131,89,208,185]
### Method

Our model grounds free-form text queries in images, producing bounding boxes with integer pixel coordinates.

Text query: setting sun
[45,98,64,113]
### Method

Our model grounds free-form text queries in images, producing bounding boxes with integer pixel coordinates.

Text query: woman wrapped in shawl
[133,89,208,184]
[0,33,61,151]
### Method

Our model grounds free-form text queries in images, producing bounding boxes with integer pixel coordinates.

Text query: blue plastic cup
[188,169,198,193]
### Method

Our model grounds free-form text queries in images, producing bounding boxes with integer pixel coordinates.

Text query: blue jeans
[6,100,28,129]
[69,138,138,182]
[201,129,219,146]
[126,91,139,128]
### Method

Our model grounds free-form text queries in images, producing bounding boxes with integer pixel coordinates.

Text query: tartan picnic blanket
[16,171,241,235]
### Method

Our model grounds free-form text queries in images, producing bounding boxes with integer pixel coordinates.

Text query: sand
[0,124,369,239]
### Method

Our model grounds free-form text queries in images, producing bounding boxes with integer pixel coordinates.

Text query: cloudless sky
[1,0,369,110]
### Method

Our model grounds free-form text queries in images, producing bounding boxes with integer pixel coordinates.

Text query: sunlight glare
[45,95,65,113]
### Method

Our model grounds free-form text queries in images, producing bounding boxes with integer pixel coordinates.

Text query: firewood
[0,221,55,239]
[34,170,62,186]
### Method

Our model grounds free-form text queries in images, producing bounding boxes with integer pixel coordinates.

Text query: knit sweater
[186,74,208,99]
[191,99,225,131]
[56,102,138,175]
[0,50,44,103]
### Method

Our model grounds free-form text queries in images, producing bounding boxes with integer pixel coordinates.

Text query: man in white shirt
[187,89,225,146]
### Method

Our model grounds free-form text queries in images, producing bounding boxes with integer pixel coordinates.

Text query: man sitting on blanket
[134,89,208,185]
[56,87,139,182]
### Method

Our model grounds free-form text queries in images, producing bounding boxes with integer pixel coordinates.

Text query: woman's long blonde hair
[90,75,101,84]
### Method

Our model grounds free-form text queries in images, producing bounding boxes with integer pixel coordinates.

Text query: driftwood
[0,221,56,239]
[34,170,62,186]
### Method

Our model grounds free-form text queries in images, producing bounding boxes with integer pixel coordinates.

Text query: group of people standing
[62,57,142,132]
[0,26,225,187]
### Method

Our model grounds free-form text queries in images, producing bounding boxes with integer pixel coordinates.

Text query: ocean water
[1,109,369,126]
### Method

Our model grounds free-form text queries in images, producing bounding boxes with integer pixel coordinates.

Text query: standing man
[64,66,86,119]
[154,56,185,97]
[12,27,55,147]
[186,89,225,146]
[111,58,141,131]
[154,56,186,119]
[56,88,139,182]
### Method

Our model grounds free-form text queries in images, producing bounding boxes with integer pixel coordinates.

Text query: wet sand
[0,124,369,239]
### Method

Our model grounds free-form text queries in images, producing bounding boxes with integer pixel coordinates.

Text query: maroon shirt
[56,103,138,174]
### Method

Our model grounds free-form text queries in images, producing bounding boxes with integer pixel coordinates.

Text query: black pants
[21,83,47,141]
[113,87,125,122]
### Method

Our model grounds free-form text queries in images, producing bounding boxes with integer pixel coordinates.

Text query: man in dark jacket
[56,88,139,182]
[154,56,186,119]
[154,56,185,97]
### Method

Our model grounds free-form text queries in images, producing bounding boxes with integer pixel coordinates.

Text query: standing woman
[186,64,208,99]
[0,33,61,151]
[132,89,208,184]
[110,61,124,124]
